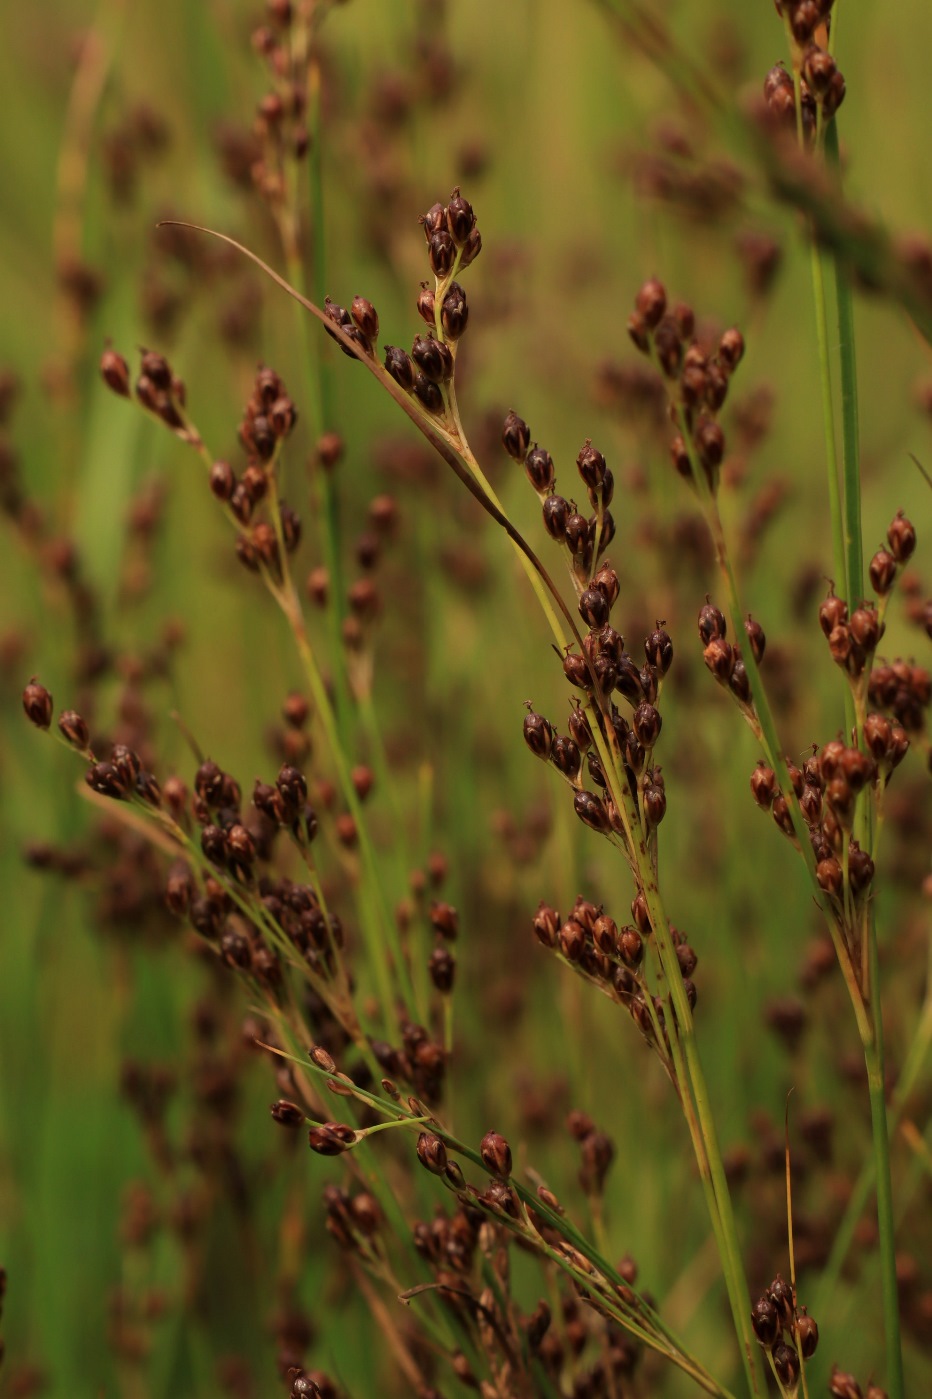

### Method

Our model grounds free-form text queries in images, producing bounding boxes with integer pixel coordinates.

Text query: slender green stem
[825,120,863,610]
[864,916,905,1399]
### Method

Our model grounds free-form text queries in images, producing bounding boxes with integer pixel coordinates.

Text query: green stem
[864,918,905,1399]
[826,119,863,610]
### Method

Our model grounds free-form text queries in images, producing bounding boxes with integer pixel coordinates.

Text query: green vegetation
[1,3,930,1397]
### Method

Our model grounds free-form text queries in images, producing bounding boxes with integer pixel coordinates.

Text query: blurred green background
[1,1,930,1396]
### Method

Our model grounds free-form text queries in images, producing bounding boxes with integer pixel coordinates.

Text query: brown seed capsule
[829,1368,863,1399]
[718,327,745,372]
[887,510,916,563]
[307,1122,357,1156]
[576,440,607,489]
[591,913,618,955]
[619,926,643,967]
[849,605,882,652]
[429,900,458,940]
[564,511,589,556]
[524,445,554,494]
[627,310,649,352]
[635,277,667,329]
[383,345,415,392]
[411,333,453,384]
[542,493,570,540]
[750,762,776,809]
[440,282,469,339]
[642,781,666,829]
[551,734,582,780]
[562,652,591,690]
[698,601,727,644]
[100,347,131,396]
[768,1274,794,1327]
[796,1311,819,1358]
[869,548,897,596]
[23,678,53,729]
[416,1131,448,1174]
[523,710,553,760]
[533,903,560,947]
[574,790,610,833]
[271,1100,305,1126]
[744,616,766,663]
[428,229,455,277]
[480,1130,512,1178]
[502,410,530,461]
[86,761,128,799]
[428,946,455,993]
[771,1340,800,1388]
[632,702,661,748]
[579,587,610,630]
[559,918,586,962]
[350,295,379,342]
[567,704,593,752]
[819,591,848,636]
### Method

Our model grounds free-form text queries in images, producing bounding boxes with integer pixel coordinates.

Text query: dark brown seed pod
[307,1122,357,1156]
[421,202,446,238]
[23,679,53,729]
[632,702,662,748]
[416,1131,448,1174]
[350,295,379,342]
[887,511,916,563]
[383,345,416,392]
[750,762,776,808]
[551,734,582,781]
[428,230,456,277]
[744,616,766,663]
[209,459,236,502]
[564,512,589,556]
[559,918,586,962]
[533,903,560,947]
[576,440,607,489]
[429,900,459,940]
[480,1130,512,1178]
[592,562,620,607]
[796,1311,819,1358]
[849,605,882,652]
[413,371,444,414]
[635,277,667,330]
[100,347,131,396]
[868,548,897,596]
[562,652,591,690]
[698,601,727,644]
[416,283,435,324]
[428,946,456,993]
[771,1341,800,1389]
[718,327,745,372]
[523,710,553,760]
[574,790,610,833]
[271,1100,305,1126]
[819,591,848,637]
[645,627,673,674]
[440,281,469,339]
[579,587,610,630]
[501,410,530,461]
[542,493,570,540]
[86,761,129,799]
[411,334,453,384]
[524,445,554,493]
[642,781,666,828]
[568,704,593,752]
[829,1370,863,1399]
[446,188,475,244]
